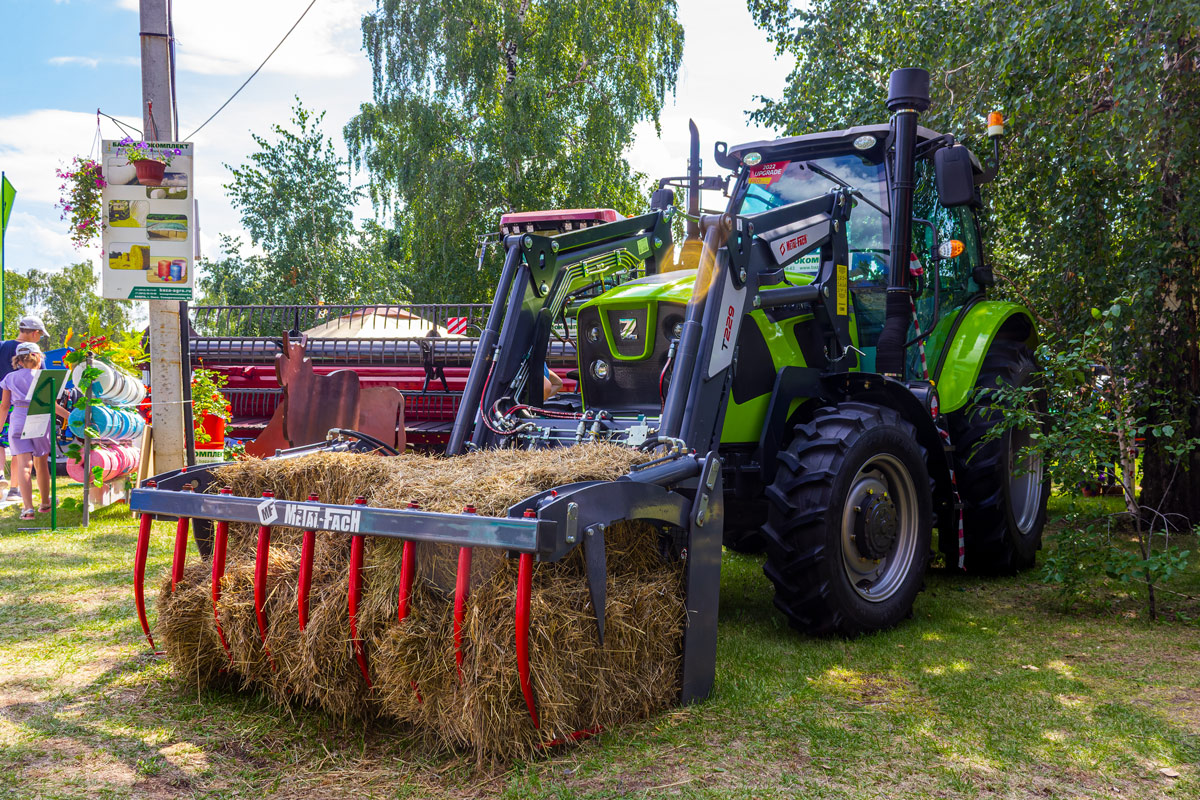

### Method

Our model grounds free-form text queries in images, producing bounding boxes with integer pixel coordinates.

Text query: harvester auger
[131,69,1049,738]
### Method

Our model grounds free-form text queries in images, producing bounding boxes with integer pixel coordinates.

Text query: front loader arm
[661,188,856,455]
[452,209,675,453]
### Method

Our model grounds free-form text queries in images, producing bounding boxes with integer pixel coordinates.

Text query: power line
[183,0,320,141]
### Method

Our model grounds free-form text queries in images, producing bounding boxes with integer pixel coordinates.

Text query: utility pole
[140,0,186,474]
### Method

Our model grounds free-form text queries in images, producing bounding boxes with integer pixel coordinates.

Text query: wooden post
[141,0,186,476]
[80,353,94,528]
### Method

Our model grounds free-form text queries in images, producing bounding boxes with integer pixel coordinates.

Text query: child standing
[0,342,67,519]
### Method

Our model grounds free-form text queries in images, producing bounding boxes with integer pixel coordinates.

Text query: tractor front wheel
[762,402,932,636]
[946,339,1048,574]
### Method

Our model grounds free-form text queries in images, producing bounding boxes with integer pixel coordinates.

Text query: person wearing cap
[0,341,68,519]
[0,316,47,500]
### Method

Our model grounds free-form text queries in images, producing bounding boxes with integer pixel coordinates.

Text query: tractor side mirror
[934,145,976,207]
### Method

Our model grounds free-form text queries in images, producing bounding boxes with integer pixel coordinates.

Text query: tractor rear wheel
[946,339,1048,574]
[762,402,932,636]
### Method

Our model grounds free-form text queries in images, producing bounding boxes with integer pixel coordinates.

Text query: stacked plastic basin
[66,360,146,483]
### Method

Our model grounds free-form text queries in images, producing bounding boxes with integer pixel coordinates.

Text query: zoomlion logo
[618,317,638,341]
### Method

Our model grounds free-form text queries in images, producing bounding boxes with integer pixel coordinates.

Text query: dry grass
[153,445,686,761]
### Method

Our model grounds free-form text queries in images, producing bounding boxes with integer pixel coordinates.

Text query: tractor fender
[817,373,955,523]
[934,300,1037,415]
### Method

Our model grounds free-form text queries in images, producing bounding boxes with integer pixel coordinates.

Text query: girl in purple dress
[0,342,67,519]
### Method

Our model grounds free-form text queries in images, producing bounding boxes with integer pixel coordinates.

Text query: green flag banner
[0,174,14,231]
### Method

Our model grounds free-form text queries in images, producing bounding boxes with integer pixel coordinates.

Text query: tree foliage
[15,262,133,346]
[203,100,407,306]
[749,0,1200,525]
[345,0,685,302]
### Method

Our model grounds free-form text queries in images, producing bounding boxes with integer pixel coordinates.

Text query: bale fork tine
[253,490,277,672]
[169,484,193,591]
[397,501,422,702]
[516,535,538,727]
[133,480,158,652]
[453,505,476,683]
[347,496,372,687]
[296,493,319,631]
[211,487,233,662]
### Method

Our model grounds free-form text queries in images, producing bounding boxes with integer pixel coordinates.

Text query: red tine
[169,484,193,592]
[253,491,277,671]
[348,497,372,687]
[297,493,319,632]
[398,500,423,702]
[211,487,233,661]
[516,523,538,727]
[453,505,476,683]
[397,501,419,622]
[133,481,157,652]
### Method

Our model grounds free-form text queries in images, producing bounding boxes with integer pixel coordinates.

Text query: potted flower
[192,367,232,447]
[116,137,182,187]
[55,157,106,248]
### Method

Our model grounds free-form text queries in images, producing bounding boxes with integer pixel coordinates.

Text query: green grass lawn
[0,482,1197,799]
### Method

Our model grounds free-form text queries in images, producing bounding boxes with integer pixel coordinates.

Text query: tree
[25,262,132,345]
[345,0,685,302]
[2,270,30,339]
[208,99,407,306]
[749,0,1200,527]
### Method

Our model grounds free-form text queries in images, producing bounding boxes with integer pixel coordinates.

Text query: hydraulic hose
[447,240,522,455]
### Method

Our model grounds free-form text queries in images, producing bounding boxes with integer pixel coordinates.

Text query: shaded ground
[0,485,1197,799]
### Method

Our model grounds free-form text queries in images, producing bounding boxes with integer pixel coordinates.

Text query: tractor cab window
[910,157,985,377]
[911,159,984,323]
[739,154,891,278]
[738,154,892,345]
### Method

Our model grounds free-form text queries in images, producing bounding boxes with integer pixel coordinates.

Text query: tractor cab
[720,123,992,379]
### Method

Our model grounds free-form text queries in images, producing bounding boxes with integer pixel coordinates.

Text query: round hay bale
[154,563,229,689]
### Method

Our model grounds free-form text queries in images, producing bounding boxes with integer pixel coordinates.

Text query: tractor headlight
[672,322,684,340]
[587,326,601,343]
[591,359,610,380]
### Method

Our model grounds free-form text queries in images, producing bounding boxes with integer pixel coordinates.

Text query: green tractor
[458,68,1049,636]
[133,68,1048,705]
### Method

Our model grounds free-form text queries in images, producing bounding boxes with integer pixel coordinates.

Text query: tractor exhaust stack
[876,67,930,376]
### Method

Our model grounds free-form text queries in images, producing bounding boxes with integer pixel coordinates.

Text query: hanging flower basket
[134,159,166,186]
[55,156,106,249]
[116,138,181,187]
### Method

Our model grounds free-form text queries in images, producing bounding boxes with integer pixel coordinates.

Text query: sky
[0,0,795,284]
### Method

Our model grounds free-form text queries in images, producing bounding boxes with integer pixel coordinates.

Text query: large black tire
[946,339,1049,574]
[762,402,933,636]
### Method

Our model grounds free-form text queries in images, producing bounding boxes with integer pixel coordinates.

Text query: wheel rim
[1008,425,1044,534]
[839,453,920,603]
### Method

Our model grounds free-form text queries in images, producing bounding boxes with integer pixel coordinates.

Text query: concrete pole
[141,0,186,473]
